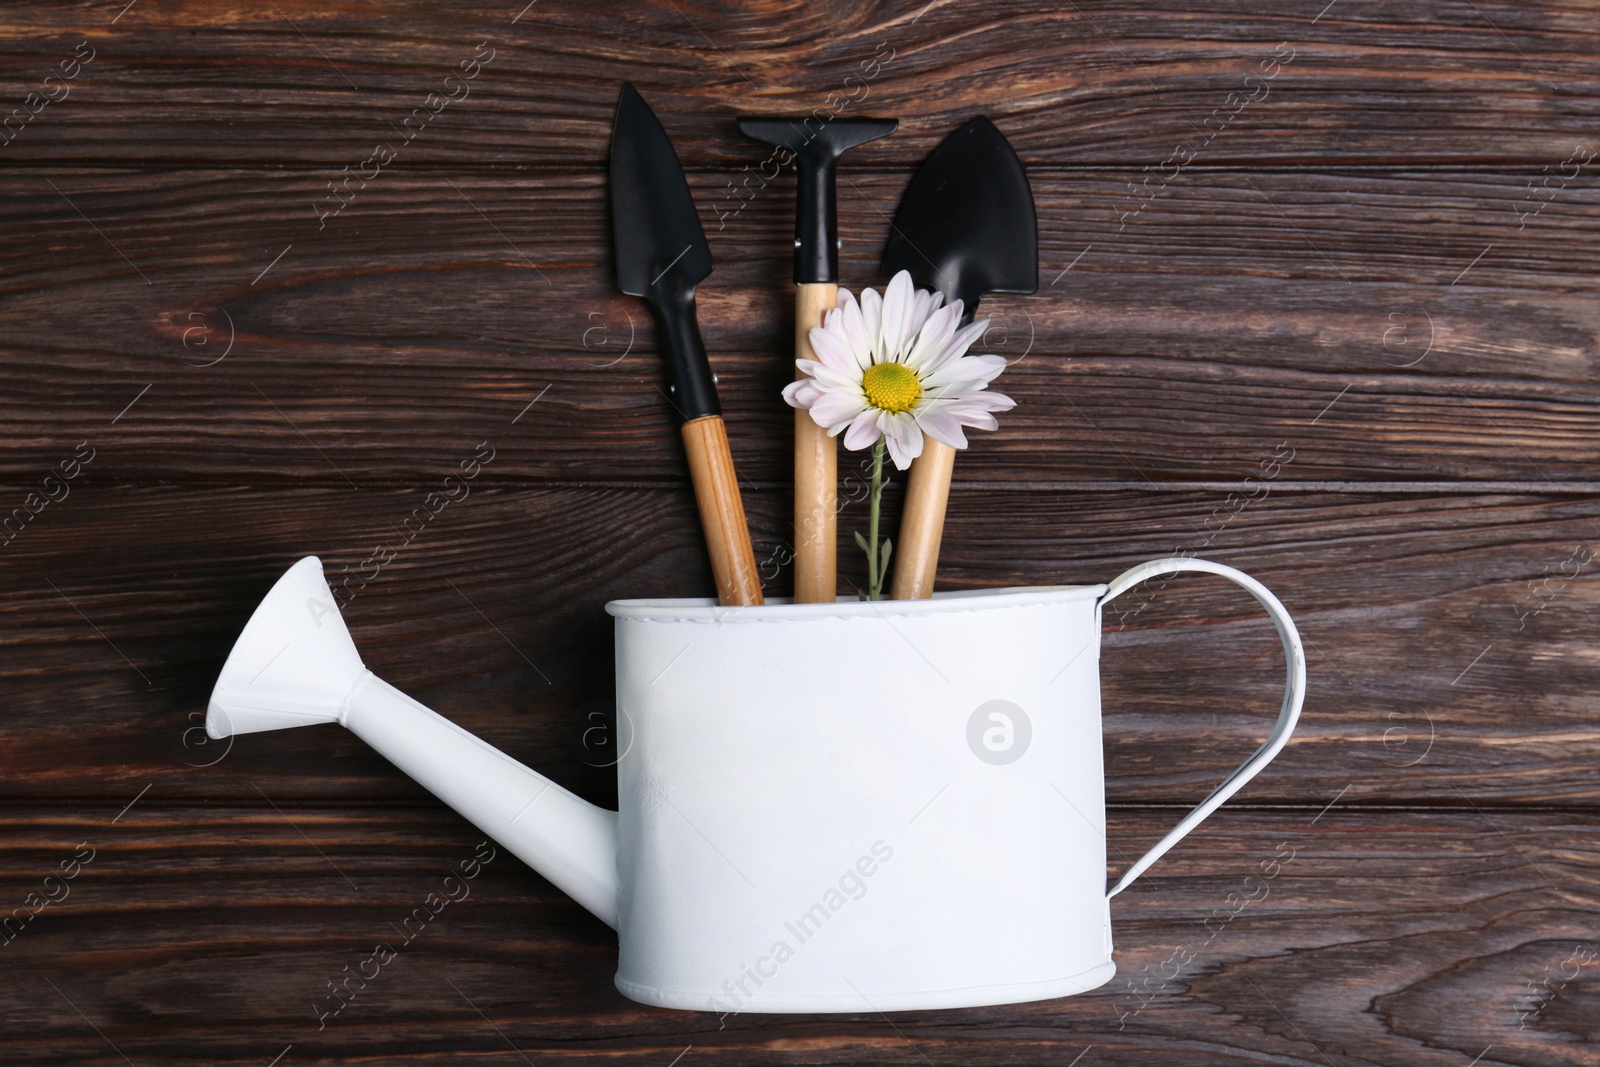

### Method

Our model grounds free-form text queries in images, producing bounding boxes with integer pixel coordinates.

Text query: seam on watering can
[608,586,1110,625]
[335,668,378,726]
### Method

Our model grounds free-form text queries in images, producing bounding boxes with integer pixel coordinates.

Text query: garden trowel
[882,117,1037,599]
[611,83,763,605]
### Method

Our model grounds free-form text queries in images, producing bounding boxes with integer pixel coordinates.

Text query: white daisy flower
[782,270,1015,470]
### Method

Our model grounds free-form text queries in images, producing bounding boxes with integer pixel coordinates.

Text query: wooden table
[2,2,1597,1063]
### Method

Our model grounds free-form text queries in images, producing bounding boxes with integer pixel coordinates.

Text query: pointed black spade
[881,117,1037,325]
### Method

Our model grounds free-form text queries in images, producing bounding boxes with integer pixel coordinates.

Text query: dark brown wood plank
[3,484,1599,808]
[1,2,1598,167]
[3,168,1600,486]
[0,806,1593,1065]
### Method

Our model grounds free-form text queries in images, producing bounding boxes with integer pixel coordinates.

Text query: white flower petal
[880,270,915,361]
[920,373,989,401]
[782,378,824,409]
[922,353,1007,393]
[798,356,865,392]
[948,314,990,353]
[952,409,999,432]
[916,406,969,449]
[806,325,860,377]
[931,396,1001,431]
[859,286,882,357]
[835,288,870,368]
[920,316,990,376]
[876,409,905,464]
[881,411,924,469]
[908,288,939,337]
[903,302,960,370]
[843,408,882,451]
[955,388,1016,412]
[811,389,869,430]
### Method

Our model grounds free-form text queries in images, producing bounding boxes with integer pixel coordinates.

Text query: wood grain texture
[1,2,1599,168]
[889,438,955,600]
[1,167,1599,486]
[2,484,1599,809]
[681,415,763,605]
[2,1,1596,1062]
[1,806,1595,1065]
[792,282,837,603]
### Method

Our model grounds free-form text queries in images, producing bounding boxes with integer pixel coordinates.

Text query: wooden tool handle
[889,438,956,600]
[681,415,764,606]
[793,282,838,604]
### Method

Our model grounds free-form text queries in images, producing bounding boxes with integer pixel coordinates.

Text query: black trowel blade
[881,117,1037,316]
[609,83,713,300]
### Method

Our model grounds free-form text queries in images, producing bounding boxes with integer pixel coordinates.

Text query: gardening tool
[611,82,762,606]
[882,117,1037,599]
[736,115,897,603]
[208,554,1303,1010]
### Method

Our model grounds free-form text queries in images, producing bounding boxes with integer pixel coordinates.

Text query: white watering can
[208,555,1303,1013]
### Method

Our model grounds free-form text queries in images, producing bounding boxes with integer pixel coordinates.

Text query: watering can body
[208,557,1303,1013]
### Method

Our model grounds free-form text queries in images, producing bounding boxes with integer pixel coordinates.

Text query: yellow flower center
[861,361,922,414]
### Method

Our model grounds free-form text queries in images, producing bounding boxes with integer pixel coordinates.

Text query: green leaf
[854,531,871,553]
[879,538,894,569]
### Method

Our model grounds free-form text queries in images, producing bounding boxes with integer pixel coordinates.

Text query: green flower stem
[866,440,887,600]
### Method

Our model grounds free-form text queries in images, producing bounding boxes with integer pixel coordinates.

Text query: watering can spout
[206,557,620,929]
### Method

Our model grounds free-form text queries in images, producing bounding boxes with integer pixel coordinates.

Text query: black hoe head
[737,115,897,284]
[881,116,1037,318]
[609,82,712,301]
[737,116,898,162]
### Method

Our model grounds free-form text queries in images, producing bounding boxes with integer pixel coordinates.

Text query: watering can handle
[1098,557,1306,899]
